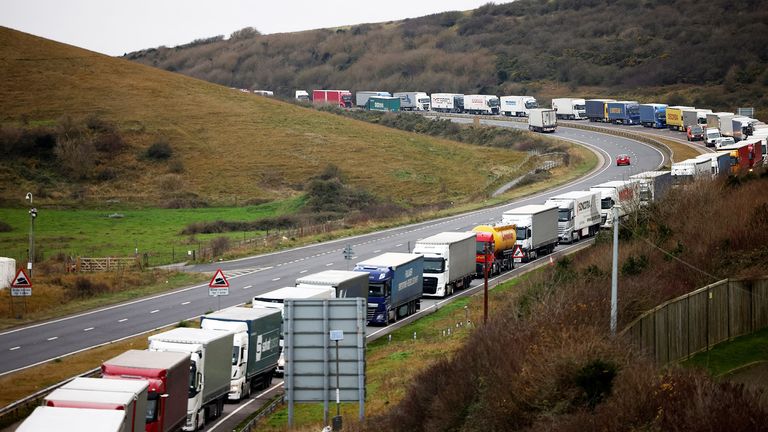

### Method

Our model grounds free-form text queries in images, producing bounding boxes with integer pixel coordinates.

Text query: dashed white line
[181,301,190,305]
[299,270,308,274]
[395,243,403,247]
[272,277,281,281]
[243,285,252,289]
[83,327,94,332]
[326,263,334,266]
[373,250,381,253]
[9,346,20,351]
[47,337,58,341]
[118,318,127,323]
[150,310,160,314]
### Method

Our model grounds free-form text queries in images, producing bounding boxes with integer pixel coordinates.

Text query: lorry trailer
[671,158,711,182]
[683,108,711,130]
[551,98,586,120]
[464,94,500,115]
[528,108,557,133]
[629,171,673,205]
[471,224,517,276]
[61,377,148,432]
[18,406,127,432]
[543,190,602,243]
[431,93,464,113]
[589,181,640,228]
[607,101,640,125]
[366,96,401,112]
[148,328,233,431]
[295,270,369,299]
[393,91,430,111]
[692,153,730,178]
[665,106,694,131]
[639,103,667,128]
[252,286,335,314]
[354,253,423,325]
[585,99,615,122]
[102,349,190,432]
[501,204,559,262]
[719,140,763,175]
[43,388,138,432]
[500,95,538,117]
[201,307,282,400]
[355,91,391,107]
[412,231,476,298]
[312,90,353,108]
[707,112,735,135]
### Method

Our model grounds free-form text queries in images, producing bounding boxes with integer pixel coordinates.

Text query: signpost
[10,268,32,316]
[342,244,353,270]
[513,245,524,263]
[208,268,229,311]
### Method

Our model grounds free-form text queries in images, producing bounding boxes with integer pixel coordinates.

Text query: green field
[0,196,304,263]
[682,327,768,377]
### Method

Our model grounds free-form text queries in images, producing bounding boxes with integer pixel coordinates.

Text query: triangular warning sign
[209,268,229,288]
[512,245,524,259]
[11,268,32,288]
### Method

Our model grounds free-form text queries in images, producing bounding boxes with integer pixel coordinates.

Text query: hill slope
[0,27,526,207]
[126,0,768,113]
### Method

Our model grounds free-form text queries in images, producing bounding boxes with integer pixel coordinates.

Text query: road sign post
[11,268,32,316]
[208,268,230,311]
[342,245,353,270]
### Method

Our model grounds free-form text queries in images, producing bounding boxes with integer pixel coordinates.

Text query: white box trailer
[148,328,233,431]
[393,91,430,111]
[551,98,586,120]
[412,231,476,298]
[252,286,335,314]
[18,406,126,432]
[671,158,711,182]
[707,112,735,135]
[44,388,137,432]
[629,171,673,205]
[295,270,369,299]
[682,108,711,129]
[589,181,640,228]
[355,91,391,107]
[463,94,500,115]
[544,190,602,243]
[528,108,557,133]
[0,257,15,289]
[501,204,559,262]
[431,93,464,113]
[61,377,148,432]
[500,95,538,117]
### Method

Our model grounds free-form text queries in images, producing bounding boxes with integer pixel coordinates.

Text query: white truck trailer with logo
[148,328,233,431]
[500,95,538,117]
[501,204,559,262]
[589,180,640,228]
[431,93,464,113]
[463,94,500,115]
[629,171,673,205]
[394,91,430,111]
[544,191,602,243]
[551,98,586,120]
[295,270,368,299]
[412,231,475,298]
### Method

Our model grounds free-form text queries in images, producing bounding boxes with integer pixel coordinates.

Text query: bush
[209,236,231,256]
[70,276,110,298]
[0,220,12,232]
[144,138,173,160]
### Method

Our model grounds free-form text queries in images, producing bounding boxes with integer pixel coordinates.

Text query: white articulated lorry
[501,204,559,262]
[431,93,464,113]
[500,95,538,117]
[355,91,391,108]
[463,94,500,115]
[589,181,640,228]
[148,328,233,431]
[18,406,127,432]
[551,98,586,120]
[629,171,673,205]
[544,191,602,243]
[295,270,368,299]
[43,388,136,432]
[394,91,430,111]
[528,108,557,133]
[412,231,476,298]
[200,307,282,401]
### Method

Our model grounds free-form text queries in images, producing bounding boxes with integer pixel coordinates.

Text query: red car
[616,154,631,166]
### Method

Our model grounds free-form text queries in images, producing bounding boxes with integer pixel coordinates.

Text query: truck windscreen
[601,197,614,209]
[369,282,386,297]
[525,101,539,109]
[476,241,493,254]
[558,209,571,222]
[516,227,528,240]
[423,257,446,273]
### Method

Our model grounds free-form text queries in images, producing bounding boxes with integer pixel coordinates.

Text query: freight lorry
[148,328,233,431]
[102,350,190,432]
[543,191,602,243]
[693,153,730,178]
[629,171,673,205]
[294,90,310,102]
[670,158,711,182]
[295,270,369,299]
[356,91,391,107]
[705,128,722,147]
[731,117,759,141]
[589,181,640,228]
[719,140,763,175]
[528,108,557,133]
[607,101,641,125]
[471,224,516,276]
[60,377,148,432]
[312,90,353,108]
[44,388,138,432]
[252,286,335,314]
[665,106,693,131]
[366,96,401,112]
[683,108,711,130]
[501,205,559,262]
[464,94,500,115]
[354,252,423,326]
[200,307,281,401]
[639,103,667,128]
[586,99,615,122]
[18,406,127,432]
[394,91,430,111]
[707,112,735,135]
[551,98,586,120]
[431,93,464,113]
[500,95,538,117]
[412,231,475,298]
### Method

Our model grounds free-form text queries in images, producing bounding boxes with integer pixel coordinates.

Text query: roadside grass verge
[682,326,768,377]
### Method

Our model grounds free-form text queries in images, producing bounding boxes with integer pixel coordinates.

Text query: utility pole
[610,206,619,335]
[483,242,489,324]
[26,193,36,278]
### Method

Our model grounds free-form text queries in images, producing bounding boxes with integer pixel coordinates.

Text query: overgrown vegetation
[127,0,768,114]
[363,172,768,431]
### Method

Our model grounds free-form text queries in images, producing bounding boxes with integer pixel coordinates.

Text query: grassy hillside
[126,0,768,116]
[0,27,528,207]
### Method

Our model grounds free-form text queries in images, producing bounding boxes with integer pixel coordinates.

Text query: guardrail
[237,394,286,431]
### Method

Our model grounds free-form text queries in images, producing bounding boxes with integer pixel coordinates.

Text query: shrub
[144,138,173,160]
[0,220,12,232]
[209,236,230,256]
[70,276,110,298]
[54,135,96,179]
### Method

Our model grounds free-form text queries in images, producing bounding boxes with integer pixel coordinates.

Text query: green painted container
[366,96,401,112]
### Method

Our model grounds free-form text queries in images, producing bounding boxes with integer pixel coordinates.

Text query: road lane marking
[243,285,252,289]
[83,327,94,332]
[150,310,160,314]
[272,278,281,281]
[299,270,307,274]
[373,250,381,253]
[47,337,58,341]
[118,318,127,323]
[326,263,333,266]
[9,346,20,351]
[181,301,190,305]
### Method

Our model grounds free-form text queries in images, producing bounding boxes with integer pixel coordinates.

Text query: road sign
[342,245,353,260]
[208,268,229,296]
[512,245,524,259]
[11,288,31,297]
[11,268,32,288]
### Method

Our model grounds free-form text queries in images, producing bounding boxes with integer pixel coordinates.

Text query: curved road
[0,125,664,377]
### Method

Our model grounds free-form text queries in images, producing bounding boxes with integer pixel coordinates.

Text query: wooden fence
[76,256,139,272]
[621,277,768,364]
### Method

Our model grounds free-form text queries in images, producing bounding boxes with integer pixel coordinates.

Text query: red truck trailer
[312,89,353,108]
[102,350,190,432]
[718,139,763,175]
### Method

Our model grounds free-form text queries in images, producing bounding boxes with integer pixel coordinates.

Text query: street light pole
[483,242,489,324]
[610,205,619,335]
[26,193,36,278]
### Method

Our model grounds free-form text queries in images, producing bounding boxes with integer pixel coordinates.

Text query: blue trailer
[639,103,668,128]
[354,252,423,326]
[608,101,640,125]
[585,99,615,122]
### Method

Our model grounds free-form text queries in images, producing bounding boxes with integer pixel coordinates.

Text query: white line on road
[299,270,307,274]
[181,301,190,305]
[395,243,403,247]
[272,278,281,281]
[150,310,160,314]
[47,337,58,341]
[118,318,127,323]
[373,250,381,253]
[9,346,20,351]
[83,327,94,332]
[326,263,333,266]
[243,285,252,289]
